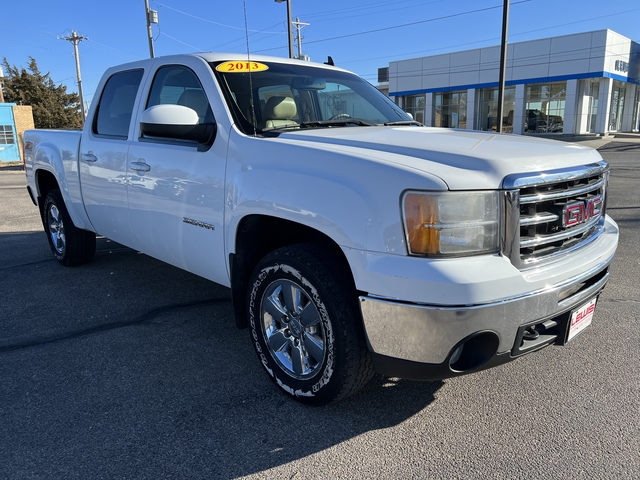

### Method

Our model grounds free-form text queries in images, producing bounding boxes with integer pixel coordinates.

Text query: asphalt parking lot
[1,141,639,479]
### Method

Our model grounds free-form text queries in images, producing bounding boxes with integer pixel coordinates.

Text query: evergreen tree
[2,57,83,129]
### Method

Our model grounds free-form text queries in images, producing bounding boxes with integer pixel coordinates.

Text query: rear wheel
[43,189,96,266]
[248,244,373,405]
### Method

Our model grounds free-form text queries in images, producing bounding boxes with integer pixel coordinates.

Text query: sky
[1,0,639,109]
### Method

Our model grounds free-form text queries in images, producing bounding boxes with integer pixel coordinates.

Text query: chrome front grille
[502,162,609,269]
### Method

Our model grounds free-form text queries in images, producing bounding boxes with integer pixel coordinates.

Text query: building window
[0,125,15,144]
[578,79,600,134]
[525,82,566,133]
[632,88,640,132]
[477,87,515,133]
[586,80,599,133]
[378,67,389,83]
[609,80,626,132]
[434,91,467,128]
[402,94,425,124]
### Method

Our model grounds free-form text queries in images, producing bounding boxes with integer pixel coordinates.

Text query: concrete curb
[0,162,25,172]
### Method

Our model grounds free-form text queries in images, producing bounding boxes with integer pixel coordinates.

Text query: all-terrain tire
[248,243,374,405]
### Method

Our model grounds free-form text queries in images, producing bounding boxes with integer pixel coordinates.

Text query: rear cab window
[93,70,144,139]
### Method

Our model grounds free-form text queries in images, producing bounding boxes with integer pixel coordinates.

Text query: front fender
[224,129,448,256]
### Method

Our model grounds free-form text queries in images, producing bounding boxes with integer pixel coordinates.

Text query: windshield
[210,60,413,135]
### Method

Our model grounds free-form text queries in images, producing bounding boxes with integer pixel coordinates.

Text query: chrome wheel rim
[261,279,326,380]
[47,204,66,254]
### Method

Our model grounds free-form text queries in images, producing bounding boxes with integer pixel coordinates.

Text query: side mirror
[140,104,216,144]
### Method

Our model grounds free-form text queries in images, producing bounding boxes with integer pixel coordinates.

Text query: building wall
[13,105,35,164]
[0,103,20,162]
[388,29,640,135]
[0,104,35,163]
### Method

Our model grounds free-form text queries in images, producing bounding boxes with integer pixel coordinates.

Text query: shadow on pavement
[1,230,442,477]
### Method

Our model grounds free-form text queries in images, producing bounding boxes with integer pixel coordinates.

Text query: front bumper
[359,254,613,381]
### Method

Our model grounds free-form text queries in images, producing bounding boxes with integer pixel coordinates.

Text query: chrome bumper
[359,254,614,367]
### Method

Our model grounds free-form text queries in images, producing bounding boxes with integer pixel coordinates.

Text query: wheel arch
[230,214,356,329]
[32,163,94,232]
[34,169,61,227]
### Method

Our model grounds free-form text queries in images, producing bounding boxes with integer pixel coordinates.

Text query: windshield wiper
[300,119,375,128]
[382,120,423,126]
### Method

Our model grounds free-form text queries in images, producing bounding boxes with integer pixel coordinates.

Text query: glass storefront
[525,82,566,133]
[580,78,600,133]
[434,91,467,128]
[402,94,426,124]
[477,87,515,133]
[394,80,637,135]
[608,80,626,132]
[633,89,640,132]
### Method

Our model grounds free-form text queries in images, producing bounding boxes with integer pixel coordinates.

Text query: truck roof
[104,52,351,74]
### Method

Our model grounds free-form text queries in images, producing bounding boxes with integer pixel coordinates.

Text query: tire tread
[253,243,374,404]
[43,189,96,266]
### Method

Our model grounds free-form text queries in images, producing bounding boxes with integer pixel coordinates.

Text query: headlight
[402,191,500,256]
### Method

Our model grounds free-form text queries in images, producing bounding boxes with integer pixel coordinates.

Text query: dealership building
[383,29,640,136]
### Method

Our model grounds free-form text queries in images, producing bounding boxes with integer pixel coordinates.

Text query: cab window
[94,69,143,138]
[146,66,214,123]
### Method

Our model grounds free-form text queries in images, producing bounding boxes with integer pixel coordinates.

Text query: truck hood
[275,126,603,190]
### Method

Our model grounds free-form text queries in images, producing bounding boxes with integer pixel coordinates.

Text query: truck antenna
[243,0,258,137]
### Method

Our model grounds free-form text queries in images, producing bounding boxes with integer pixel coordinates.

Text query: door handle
[82,153,98,163]
[130,161,151,172]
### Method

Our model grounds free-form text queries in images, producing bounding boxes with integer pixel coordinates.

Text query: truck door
[79,69,145,248]
[127,62,228,285]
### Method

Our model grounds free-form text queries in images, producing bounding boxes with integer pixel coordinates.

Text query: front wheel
[248,244,373,405]
[43,189,96,266]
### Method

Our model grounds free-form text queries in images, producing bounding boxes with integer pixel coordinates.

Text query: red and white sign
[567,297,597,342]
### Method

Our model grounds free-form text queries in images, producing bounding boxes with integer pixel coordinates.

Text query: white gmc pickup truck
[24,53,619,405]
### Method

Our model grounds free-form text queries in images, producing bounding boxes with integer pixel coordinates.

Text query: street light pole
[275,0,294,59]
[496,0,510,134]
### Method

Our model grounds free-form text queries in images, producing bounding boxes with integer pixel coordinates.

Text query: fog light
[449,332,499,372]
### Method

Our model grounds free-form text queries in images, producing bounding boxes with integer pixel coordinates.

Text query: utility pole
[292,17,310,60]
[496,0,510,134]
[144,0,158,58]
[61,30,87,122]
[274,0,294,59]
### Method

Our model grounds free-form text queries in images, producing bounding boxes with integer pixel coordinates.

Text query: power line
[301,0,448,23]
[303,0,531,46]
[207,24,284,51]
[343,6,640,77]
[253,0,531,53]
[158,31,204,51]
[154,2,285,34]
[83,40,139,60]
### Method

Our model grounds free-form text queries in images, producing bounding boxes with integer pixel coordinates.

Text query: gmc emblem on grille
[563,195,603,227]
